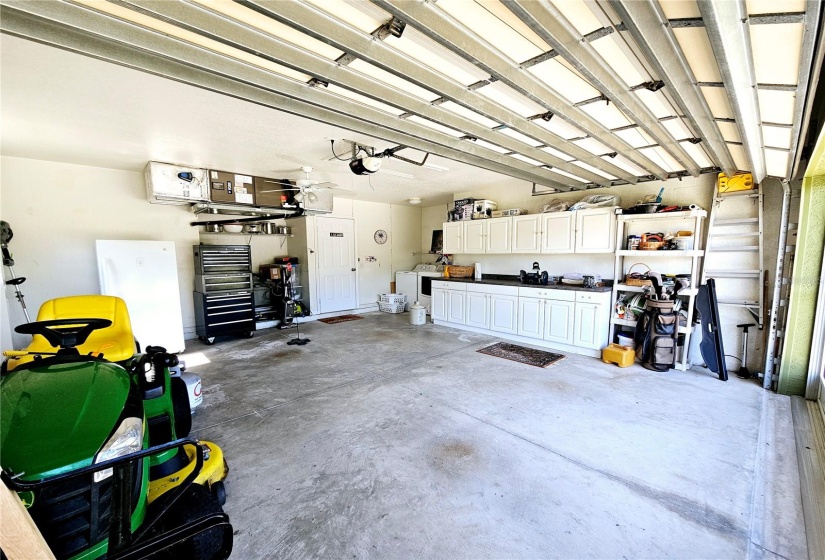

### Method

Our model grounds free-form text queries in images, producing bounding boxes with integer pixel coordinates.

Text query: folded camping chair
[6,295,138,371]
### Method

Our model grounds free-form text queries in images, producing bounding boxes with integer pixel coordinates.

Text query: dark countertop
[435,275,613,293]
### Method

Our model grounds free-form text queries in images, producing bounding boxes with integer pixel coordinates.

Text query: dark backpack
[634,299,678,372]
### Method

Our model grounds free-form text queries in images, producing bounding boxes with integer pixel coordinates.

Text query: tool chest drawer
[194,291,255,337]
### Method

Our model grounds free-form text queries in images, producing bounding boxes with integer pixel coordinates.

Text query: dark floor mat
[477,342,565,368]
[318,314,363,325]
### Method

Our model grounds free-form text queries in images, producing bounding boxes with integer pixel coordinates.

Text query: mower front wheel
[211,480,227,506]
[154,484,229,560]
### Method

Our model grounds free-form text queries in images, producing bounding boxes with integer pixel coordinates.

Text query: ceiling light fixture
[408,197,422,205]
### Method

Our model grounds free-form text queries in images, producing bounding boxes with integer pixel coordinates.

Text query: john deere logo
[18,491,34,508]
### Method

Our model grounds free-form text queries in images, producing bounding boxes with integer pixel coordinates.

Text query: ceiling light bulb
[408,198,421,205]
[294,191,305,203]
[307,192,319,203]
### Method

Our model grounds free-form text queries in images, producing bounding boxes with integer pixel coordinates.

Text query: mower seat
[7,295,138,371]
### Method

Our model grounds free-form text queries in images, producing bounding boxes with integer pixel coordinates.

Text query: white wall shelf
[612,210,706,372]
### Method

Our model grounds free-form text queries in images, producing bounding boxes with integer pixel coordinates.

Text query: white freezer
[96,240,185,353]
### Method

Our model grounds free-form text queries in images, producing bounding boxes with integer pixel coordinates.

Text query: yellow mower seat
[8,295,137,370]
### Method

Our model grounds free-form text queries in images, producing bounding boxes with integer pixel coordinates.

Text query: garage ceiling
[0,0,822,193]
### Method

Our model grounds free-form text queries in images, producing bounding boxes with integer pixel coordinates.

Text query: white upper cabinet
[575,207,617,253]
[541,212,575,254]
[463,220,487,254]
[443,221,464,254]
[486,217,512,254]
[443,207,617,255]
[512,215,542,253]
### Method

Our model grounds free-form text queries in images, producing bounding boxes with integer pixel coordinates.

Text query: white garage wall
[353,200,392,309]
[390,205,422,276]
[0,156,200,347]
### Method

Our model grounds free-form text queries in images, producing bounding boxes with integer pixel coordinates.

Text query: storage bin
[674,236,694,250]
[378,301,406,313]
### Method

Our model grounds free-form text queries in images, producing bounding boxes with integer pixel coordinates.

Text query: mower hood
[1,360,133,479]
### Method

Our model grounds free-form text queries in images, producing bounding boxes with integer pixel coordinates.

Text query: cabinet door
[443,222,464,254]
[512,215,541,253]
[486,217,512,254]
[541,212,575,253]
[462,220,487,254]
[543,299,575,345]
[573,302,605,349]
[465,292,489,329]
[490,294,518,334]
[517,297,544,339]
[431,289,447,321]
[575,208,617,253]
[447,290,466,324]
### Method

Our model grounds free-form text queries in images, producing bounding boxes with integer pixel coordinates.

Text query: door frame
[314,216,359,314]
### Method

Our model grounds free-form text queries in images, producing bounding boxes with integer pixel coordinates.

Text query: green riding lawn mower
[0,295,233,560]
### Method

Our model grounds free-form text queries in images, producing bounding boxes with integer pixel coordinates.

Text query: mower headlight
[94,417,143,482]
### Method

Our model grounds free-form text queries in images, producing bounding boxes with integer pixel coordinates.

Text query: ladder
[701,184,765,328]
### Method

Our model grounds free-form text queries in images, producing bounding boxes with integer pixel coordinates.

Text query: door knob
[351,268,356,271]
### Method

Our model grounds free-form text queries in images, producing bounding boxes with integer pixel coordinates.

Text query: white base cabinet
[447,291,466,324]
[465,284,519,334]
[431,287,448,322]
[434,280,610,358]
[544,300,575,345]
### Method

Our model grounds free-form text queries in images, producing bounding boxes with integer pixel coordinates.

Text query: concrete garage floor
[185,312,807,560]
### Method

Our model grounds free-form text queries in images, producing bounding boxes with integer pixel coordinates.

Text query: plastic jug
[409,301,427,325]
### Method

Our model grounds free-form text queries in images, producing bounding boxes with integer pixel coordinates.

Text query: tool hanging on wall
[0,221,31,322]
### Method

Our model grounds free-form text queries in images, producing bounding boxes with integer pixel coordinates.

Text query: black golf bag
[634,298,678,371]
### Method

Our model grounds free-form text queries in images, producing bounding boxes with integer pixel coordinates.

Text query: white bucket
[617,334,636,349]
[409,301,427,325]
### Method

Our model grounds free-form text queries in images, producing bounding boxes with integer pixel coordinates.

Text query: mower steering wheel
[15,318,113,349]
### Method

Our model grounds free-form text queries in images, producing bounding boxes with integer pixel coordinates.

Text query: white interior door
[315,217,357,314]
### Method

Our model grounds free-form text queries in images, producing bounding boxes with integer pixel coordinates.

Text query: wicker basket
[624,263,652,286]
[447,265,474,278]
[639,240,664,250]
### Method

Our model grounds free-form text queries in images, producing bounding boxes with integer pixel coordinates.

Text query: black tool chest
[193,245,255,343]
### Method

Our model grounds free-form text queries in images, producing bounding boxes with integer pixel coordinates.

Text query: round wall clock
[374,229,388,244]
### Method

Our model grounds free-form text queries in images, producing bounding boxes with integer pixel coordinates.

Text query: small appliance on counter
[519,262,549,285]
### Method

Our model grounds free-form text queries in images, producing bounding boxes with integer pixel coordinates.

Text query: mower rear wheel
[154,484,228,560]
[200,336,216,345]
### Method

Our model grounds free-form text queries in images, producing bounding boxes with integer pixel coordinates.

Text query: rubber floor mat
[318,314,363,324]
[477,342,565,368]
